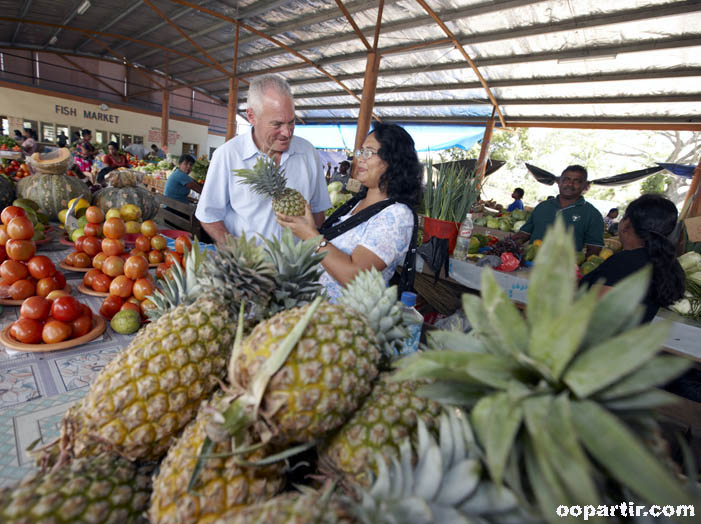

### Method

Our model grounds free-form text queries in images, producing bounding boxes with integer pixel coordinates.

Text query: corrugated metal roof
[1,0,700,128]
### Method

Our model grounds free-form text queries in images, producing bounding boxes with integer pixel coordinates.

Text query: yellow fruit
[68,197,90,211]
[58,208,68,224]
[533,239,543,247]
[599,247,614,260]
[105,208,122,220]
[125,220,141,234]
[70,228,84,242]
[120,203,142,222]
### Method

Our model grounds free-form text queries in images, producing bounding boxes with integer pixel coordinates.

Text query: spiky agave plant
[236,154,307,216]
[395,218,695,521]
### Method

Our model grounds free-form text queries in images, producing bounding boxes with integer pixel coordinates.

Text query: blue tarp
[657,163,696,178]
[294,124,485,152]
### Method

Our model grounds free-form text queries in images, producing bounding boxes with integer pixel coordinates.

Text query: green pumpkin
[17,175,91,220]
[93,186,158,220]
[0,175,16,210]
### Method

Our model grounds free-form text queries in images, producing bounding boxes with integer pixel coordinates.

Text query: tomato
[140,220,158,237]
[80,303,93,319]
[148,249,164,264]
[71,315,93,338]
[135,235,151,252]
[150,234,167,251]
[6,239,36,261]
[10,318,43,344]
[120,301,141,315]
[72,252,92,268]
[124,255,148,280]
[102,238,124,256]
[140,298,157,317]
[0,244,6,262]
[27,255,56,279]
[64,252,77,266]
[82,236,102,256]
[92,273,112,292]
[0,259,29,284]
[52,272,67,290]
[103,218,126,239]
[1,206,27,225]
[20,296,51,320]
[164,250,182,268]
[6,216,34,240]
[74,236,86,253]
[9,279,35,300]
[102,255,125,277]
[92,252,107,270]
[174,235,192,254]
[46,289,70,300]
[51,296,82,322]
[35,276,59,297]
[83,222,101,238]
[42,320,73,344]
[132,277,155,301]
[0,226,9,246]
[109,275,133,298]
[99,295,123,319]
[83,268,102,288]
[85,206,104,224]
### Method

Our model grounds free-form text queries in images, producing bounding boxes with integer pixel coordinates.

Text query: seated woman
[164,154,203,204]
[21,129,38,155]
[103,141,129,169]
[277,123,422,302]
[579,194,684,323]
[74,129,97,173]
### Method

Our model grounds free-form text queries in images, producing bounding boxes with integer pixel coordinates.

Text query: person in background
[57,131,68,148]
[74,129,97,173]
[164,154,203,204]
[21,129,37,155]
[147,144,166,160]
[70,131,81,146]
[103,141,129,169]
[506,187,525,212]
[329,160,351,188]
[579,194,684,323]
[604,207,619,234]
[278,123,421,302]
[13,130,23,145]
[125,142,147,160]
[512,165,604,257]
[196,74,330,244]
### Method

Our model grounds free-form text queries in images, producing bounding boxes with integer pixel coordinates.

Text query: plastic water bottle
[452,212,474,261]
[399,291,423,355]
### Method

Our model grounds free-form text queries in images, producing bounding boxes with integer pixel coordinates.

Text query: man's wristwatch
[315,238,329,253]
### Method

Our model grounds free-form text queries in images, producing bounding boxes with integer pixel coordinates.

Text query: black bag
[319,195,419,295]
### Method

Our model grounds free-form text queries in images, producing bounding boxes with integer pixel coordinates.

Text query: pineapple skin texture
[319,374,441,486]
[149,393,285,524]
[234,303,381,445]
[0,453,152,524]
[272,187,306,216]
[76,298,234,461]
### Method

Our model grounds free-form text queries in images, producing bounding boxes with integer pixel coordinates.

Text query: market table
[416,256,701,363]
[0,232,139,487]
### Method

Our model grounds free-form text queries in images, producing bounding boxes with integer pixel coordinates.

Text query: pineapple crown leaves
[394,217,695,516]
[338,268,409,364]
[346,409,523,524]
[199,232,277,318]
[262,228,328,316]
[235,154,289,199]
[146,238,206,320]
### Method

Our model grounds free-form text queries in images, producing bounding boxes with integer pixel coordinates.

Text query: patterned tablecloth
[0,234,138,487]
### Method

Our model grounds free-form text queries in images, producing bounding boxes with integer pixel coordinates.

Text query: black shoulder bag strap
[318,195,419,295]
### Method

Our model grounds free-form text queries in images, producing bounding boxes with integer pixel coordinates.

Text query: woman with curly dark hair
[579,193,685,323]
[278,123,422,302]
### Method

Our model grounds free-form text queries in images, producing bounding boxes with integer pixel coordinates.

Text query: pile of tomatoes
[0,206,67,300]
[9,294,94,345]
[1,159,30,179]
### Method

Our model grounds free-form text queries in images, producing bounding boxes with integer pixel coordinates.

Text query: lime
[110,310,141,335]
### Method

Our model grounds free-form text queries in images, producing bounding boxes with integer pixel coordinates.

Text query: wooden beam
[372,0,385,50]
[414,0,506,129]
[680,160,701,221]
[475,107,496,187]
[354,52,382,152]
[142,0,230,76]
[161,53,169,152]
[57,53,124,99]
[335,0,371,50]
[226,24,240,141]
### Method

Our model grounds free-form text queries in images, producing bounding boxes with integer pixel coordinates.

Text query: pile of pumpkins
[0,151,157,223]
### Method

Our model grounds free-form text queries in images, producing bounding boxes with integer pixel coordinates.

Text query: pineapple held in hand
[236,154,307,216]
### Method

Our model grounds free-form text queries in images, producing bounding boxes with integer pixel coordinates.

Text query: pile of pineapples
[1,219,697,524]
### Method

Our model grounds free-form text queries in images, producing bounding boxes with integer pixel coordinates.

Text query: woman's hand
[276,204,319,240]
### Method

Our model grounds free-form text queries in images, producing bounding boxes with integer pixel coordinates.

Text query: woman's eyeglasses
[354,148,378,159]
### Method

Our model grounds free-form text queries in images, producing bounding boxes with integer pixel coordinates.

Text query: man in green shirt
[512,165,604,257]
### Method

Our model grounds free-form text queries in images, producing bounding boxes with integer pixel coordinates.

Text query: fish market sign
[54,104,120,124]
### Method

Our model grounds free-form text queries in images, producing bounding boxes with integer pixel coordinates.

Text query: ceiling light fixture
[48,35,58,46]
[557,53,617,64]
[76,0,91,16]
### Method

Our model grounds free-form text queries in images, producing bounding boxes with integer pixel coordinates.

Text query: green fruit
[468,236,481,254]
[70,228,84,242]
[31,230,45,241]
[486,217,500,229]
[77,215,88,229]
[36,211,49,225]
[13,198,39,211]
[580,261,597,275]
[110,309,142,335]
[576,250,586,266]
